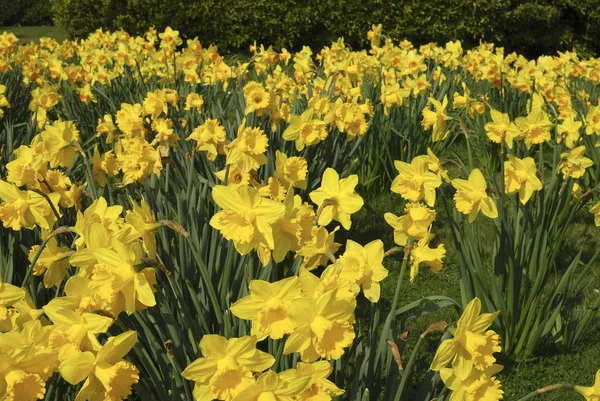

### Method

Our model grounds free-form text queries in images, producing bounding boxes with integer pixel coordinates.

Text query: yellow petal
[97,331,137,364]
[59,351,95,384]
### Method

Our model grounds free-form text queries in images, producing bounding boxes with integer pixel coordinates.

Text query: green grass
[0,26,68,43]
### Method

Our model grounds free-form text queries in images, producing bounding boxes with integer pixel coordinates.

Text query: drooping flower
[409,234,446,281]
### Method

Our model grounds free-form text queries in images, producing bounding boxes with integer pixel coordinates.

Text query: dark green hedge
[0,0,53,26]
[12,0,599,58]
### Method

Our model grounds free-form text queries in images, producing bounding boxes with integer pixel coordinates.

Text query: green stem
[514,383,574,401]
[375,238,413,367]
[465,134,473,171]
[396,335,425,401]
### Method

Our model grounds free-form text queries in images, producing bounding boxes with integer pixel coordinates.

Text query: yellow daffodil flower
[430,297,501,380]
[504,155,542,204]
[558,146,594,178]
[59,331,139,401]
[391,157,442,207]
[309,168,363,230]
[181,334,275,401]
[230,277,302,340]
[451,168,498,222]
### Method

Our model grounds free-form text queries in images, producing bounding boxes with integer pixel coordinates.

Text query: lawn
[0,25,68,43]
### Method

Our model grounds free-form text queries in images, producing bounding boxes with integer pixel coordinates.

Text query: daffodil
[0,180,61,231]
[115,103,145,138]
[282,109,328,151]
[184,93,204,110]
[384,202,436,246]
[279,361,344,401]
[423,148,450,182]
[409,234,446,281]
[230,277,302,340]
[187,119,227,161]
[209,185,285,255]
[0,282,26,331]
[298,265,359,302]
[0,344,58,401]
[44,307,113,359]
[181,335,275,401]
[430,297,501,380]
[336,240,388,302]
[504,155,542,204]
[40,119,80,168]
[558,146,594,178]
[244,85,270,115]
[59,331,140,401]
[591,202,600,227]
[421,96,452,142]
[28,237,71,288]
[115,137,163,185]
[284,290,355,362]
[226,124,269,170]
[557,117,582,149]
[297,226,341,271]
[484,109,521,148]
[309,168,363,230]
[391,157,442,206]
[231,369,311,401]
[274,151,308,189]
[585,105,600,135]
[439,364,504,401]
[515,108,553,149]
[6,145,48,188]
[451,169,498,222]
[125,198,161,259]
